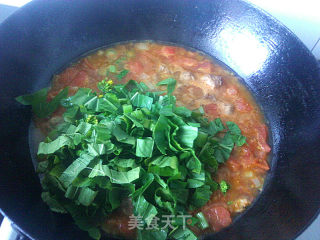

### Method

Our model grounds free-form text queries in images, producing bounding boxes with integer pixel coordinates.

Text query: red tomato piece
[225,86,239,97]
[252,161,270,171]
[81,58,95,69]
[70,71,88,87]
[179,85,204,99]
[234,98,252,112]
[57,67,79,86]
[160,46,176,58]
[127,60,144,75]
[84,55,107,69]
[104,215,136,239]
[239,145,256,167]
[174,57,198,68]
[190,86,204,99]
[204,103,218,115]
[226,157,242,171]
[196,61,212,73]
[138,53,155,74]
[203,206,232,231]
[47,90,60,101]
[256,124,271,153]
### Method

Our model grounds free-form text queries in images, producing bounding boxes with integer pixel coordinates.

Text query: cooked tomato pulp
[39,42,271,238]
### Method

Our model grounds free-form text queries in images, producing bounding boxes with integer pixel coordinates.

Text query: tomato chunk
[127,60,144,75]
[257,124,271,153]
[203,206,232,231]
[225,85,239,97]
[103,214,136,239]
[81,58,95,69]
[70,71,88,87]
[204,103,218,115]
[252,161,270,171]
[47,90,60,101]
[179,85,204,99]
[239,145,255,167]
[160,46,176,58]
[174,57,198,68]
[138,53,155,74]
[57,67,79,86]
[226,156,241,171]
[196,61,212,74]
[234,98,252,112]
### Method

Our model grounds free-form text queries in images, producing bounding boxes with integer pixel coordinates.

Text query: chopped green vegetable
[41,192,66,213]
[16,87,68,118]
[37,135,73,155]
[191,185,212,208]
[131,93,154,110]
[117,69,129,81]
[105,49,117,58]
[17,76,246,240]
[220,180,230,194]
[148,156,179,177]
[136,138,154,157]
[59,152,95,188]
[170,227,197,240]
[108,65,117,73]
[195,212,209,230]
[97,79,114,93]
[103,166,141,184]
[157,78,176,95]
[77,187,98,206]
[138,229,167,240]
[177,126,198,148]
[133,195,158,226]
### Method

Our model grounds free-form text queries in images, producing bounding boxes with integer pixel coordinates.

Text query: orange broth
[37,42,271,238]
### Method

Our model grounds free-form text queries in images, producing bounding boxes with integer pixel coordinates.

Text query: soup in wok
[16,42,270,240]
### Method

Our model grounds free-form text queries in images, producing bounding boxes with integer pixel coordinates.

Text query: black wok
[0,0,319,239]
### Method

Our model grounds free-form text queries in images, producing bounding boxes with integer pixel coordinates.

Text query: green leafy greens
[17,77,246,240]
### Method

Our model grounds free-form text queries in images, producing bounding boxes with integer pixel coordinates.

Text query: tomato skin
[257,124,271,153]
[239,145,256,167]
[160,46,176,58]
[84,55,107,69]
[103,215,136,239]
[252,161,270,171]
[179,85,204,99]
[81,58,95,69]
[234,98,252,112]
[69,71,88,87]
[137,53,155,74]
[226,156,241,171]
[196,61,212,73]
[204,103,218,115]
[226,86,239,97]
[57,67,79,87]
[173,56,198,68]
[127,60,144,75]
[47,90,60,101]
[225,85,252,112]
[202,206,232,231]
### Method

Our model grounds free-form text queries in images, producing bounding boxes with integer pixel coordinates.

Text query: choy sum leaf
[17,76,246,240]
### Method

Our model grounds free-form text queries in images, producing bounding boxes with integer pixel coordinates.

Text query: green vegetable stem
[16,76,246,240]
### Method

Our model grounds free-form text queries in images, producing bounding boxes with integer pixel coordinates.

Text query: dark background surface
[0,1,319,240]
[0,3,20,229]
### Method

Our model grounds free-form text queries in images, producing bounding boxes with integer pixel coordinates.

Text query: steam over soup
[17,42,270,240]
